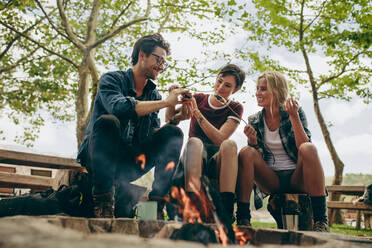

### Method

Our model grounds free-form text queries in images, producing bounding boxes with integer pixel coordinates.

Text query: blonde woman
[237,71,328,232]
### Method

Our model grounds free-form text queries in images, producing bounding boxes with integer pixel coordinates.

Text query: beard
[144,66,159,80]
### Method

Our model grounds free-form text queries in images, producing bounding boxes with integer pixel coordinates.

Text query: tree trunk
[312,96,345,224]
[76,62,90,148]
[299,37,345,224]
[76,49,98,148]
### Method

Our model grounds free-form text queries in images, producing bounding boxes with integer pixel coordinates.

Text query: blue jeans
[85,115,184,199]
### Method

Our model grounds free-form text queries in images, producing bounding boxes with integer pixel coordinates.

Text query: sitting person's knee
[187,137,204,148]
[159,124,184,138]
[220,140,237,154]
[239,146,257,159]
[94,114,120,131]
[299,142,317,157]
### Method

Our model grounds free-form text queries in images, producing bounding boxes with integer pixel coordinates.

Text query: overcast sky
[1,33,371,178]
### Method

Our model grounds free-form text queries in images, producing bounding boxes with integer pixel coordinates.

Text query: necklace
[265,115,280,131]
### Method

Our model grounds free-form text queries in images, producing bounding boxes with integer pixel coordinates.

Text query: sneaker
[313,221,330,232]
[237,218,252,227]
[92,192,114,218]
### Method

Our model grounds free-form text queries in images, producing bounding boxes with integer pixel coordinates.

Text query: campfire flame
[169,180,252,245]
[233,226,252,245]
[136,154,146,170]
[165,161,175,172]
[170,184,232,245]
[216,225,228,245]
[171,186,202,223]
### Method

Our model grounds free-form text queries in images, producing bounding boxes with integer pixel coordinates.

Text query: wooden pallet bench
[0,148,86,191]
[327,185,372,229]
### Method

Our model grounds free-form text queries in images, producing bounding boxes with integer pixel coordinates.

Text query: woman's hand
[243,124,258,146]
[178,102,193,121]
[189,97,200,115]
[283,98,299,117]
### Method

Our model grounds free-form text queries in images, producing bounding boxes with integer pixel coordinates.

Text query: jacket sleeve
[298,107,312,142]
[150,92,162,130]
[97,72,138,119]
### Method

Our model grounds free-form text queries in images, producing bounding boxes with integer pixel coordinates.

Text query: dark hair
[131,33,171,65]
[218,64,246,90]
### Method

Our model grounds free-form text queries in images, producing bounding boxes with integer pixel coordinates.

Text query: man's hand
[243,124,258,146]
[166,87,190,107]
[283,98,299,117]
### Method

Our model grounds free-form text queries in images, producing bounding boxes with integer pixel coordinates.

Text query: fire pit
[2,215,372,248]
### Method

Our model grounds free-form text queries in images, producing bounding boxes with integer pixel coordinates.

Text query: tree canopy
[0,0,246,146]
[234,0,371,224]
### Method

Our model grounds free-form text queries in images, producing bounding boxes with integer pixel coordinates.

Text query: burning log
[200,176,235,245]
[167,175,252,245]
[170,223,217,245]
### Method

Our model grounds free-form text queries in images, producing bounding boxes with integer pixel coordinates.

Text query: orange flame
[216,226,228,246]
[233,226,252,245]
[170,186,202,223]
[136,154,146,170]
[188,182,210,219]
[165,161,175,172]
[170,183,252,245]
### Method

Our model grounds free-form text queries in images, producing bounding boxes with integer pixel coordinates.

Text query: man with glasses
[77,33,191,218]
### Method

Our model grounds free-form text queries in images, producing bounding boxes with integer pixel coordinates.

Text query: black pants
[86,115,184,199]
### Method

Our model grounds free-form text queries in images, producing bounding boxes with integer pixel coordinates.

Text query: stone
[111,218,140,235]
[0,215,371,248]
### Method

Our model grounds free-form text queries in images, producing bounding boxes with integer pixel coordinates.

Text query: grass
[250,222,372,237]
[251,221,278,229]
[330,224,372,237]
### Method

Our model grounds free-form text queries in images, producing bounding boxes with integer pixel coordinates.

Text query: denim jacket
[77,68,161,165]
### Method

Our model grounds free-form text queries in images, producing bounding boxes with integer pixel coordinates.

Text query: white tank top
[264,120,297,171]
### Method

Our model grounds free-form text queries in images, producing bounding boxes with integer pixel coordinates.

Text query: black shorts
[202,143,220,179]
[272,169,301,194]
[172,142,220,187]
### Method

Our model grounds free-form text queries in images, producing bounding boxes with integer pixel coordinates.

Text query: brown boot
[92,192,114,218]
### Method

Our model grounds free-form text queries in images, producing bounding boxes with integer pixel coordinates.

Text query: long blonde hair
[257,71,288,115]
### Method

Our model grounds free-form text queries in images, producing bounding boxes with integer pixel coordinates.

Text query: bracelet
[251,144,259,150]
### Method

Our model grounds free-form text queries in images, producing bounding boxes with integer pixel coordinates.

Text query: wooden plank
[327,201,372,211]
[0,165,15,194]
[0,171,53,189]
[0,149,85,171]
[327,185,365,195]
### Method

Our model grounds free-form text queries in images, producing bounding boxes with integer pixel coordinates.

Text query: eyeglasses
[151,53,168,69]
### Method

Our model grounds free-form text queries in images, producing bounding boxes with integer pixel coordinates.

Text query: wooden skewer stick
[214,94,248,125]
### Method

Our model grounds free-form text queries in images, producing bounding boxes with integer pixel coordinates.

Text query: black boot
[237,201,251,226]
[220,192,235,223]
[311,196,329,232]
[92,192,114,218]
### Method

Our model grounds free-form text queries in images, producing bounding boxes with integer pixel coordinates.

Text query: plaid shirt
[248,106,312,209]
[247,106,311,164]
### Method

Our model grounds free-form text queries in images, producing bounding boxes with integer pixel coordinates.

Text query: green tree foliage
[0,0,246,146]
[235,0,371,224]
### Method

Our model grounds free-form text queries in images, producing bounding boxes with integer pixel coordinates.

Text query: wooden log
[0,149,85,171]
[327,201,372,211]
[326,185,365,196]
[0,171,53,189]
